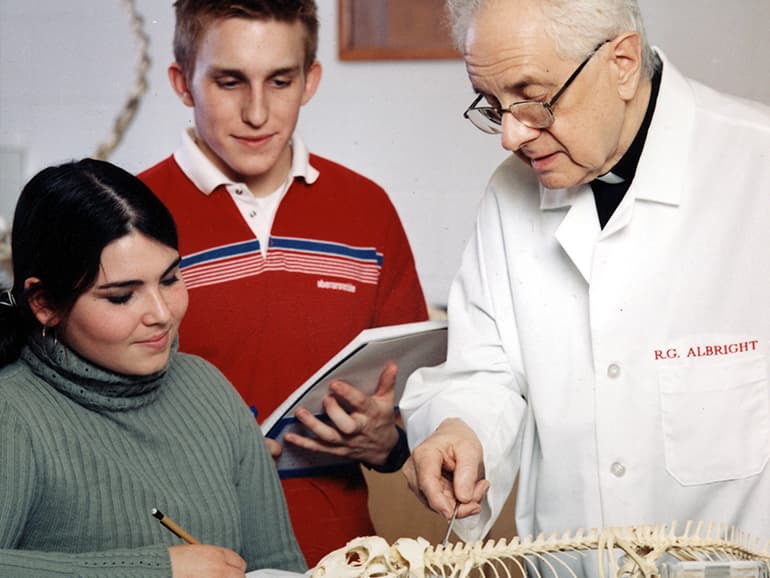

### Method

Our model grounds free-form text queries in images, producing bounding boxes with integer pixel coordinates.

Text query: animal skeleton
[311,521,770,578]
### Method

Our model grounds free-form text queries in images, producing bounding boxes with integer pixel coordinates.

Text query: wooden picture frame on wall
[338,0,460,61]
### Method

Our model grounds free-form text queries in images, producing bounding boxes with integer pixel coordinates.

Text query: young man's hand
[283,362,400,465]
[264,437,282,460]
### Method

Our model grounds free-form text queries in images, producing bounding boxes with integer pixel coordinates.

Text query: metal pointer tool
[442,504,459,546]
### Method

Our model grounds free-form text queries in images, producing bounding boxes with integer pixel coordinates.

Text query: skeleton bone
[311,521,770,578]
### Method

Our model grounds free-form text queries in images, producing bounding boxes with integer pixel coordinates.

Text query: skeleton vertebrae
[311,521,770,578]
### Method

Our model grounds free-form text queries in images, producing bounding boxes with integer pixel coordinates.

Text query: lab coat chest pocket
[658,356,770,485]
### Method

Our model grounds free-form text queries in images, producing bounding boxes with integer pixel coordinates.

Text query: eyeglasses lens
[466,108,503,134]
[467,103,554,134]
[512,103,554,129]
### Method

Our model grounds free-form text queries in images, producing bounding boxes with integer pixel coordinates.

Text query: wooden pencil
[151,508,200,544]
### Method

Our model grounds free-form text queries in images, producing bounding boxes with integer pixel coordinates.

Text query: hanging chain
[93,0,151,160]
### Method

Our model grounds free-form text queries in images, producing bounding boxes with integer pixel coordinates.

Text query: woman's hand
[169,544,246,577]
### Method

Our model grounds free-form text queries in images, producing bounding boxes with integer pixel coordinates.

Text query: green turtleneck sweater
[0,335,306,576]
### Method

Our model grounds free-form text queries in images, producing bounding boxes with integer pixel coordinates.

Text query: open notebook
[261,320,448,477]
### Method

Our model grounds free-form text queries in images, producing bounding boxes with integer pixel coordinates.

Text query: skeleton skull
[311,536,430,578]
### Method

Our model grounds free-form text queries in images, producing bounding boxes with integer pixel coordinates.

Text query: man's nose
[243,88,268,127]
[500,112,541,152]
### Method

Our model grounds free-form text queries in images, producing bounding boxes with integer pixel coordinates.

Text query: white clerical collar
[595,171,625,184]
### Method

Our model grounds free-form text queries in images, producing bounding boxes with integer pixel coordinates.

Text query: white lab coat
[401,52,770,546]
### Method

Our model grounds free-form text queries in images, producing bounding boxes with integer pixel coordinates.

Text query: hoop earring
[42,325,58,347]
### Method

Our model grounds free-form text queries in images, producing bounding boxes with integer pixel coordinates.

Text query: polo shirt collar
[173,128,320,196]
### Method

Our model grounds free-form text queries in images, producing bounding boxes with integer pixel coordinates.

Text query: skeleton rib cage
[312,521,770,578]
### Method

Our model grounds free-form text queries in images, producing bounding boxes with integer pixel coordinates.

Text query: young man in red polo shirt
[140,0,427,566]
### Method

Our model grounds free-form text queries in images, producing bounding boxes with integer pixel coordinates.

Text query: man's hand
[283,362,400,465]
[264,437,282,460]
[169,544,246,578]
[402,417,489,519]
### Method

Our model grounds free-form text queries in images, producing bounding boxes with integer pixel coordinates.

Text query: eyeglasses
[463,41,610,134]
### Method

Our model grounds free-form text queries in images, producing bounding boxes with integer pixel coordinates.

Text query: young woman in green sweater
[0,159,306,577]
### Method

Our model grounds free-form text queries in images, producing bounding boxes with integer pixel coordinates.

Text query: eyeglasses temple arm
[548,40,610,109]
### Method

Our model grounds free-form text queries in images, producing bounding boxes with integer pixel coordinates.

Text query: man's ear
[300,61,323,106]
[609,32,644,101]
[24,277,61,328]
[168,62,195,107]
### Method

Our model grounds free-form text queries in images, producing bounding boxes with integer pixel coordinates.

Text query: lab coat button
[611,462,626,477]
[607,364,620,378]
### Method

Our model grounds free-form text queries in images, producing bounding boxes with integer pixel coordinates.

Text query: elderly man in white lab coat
[400,0,770,562]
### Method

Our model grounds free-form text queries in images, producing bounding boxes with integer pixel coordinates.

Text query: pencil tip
[151,508,163,519]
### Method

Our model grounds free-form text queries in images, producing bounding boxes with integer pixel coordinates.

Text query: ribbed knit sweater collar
[20,333,173,412]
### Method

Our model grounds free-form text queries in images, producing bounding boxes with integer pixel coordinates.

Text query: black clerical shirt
[591,57,663,228]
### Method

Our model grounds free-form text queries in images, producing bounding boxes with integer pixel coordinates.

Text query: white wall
[1,1,768,305]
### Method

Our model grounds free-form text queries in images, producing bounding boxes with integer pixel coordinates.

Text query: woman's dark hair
[0,158,178,366]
